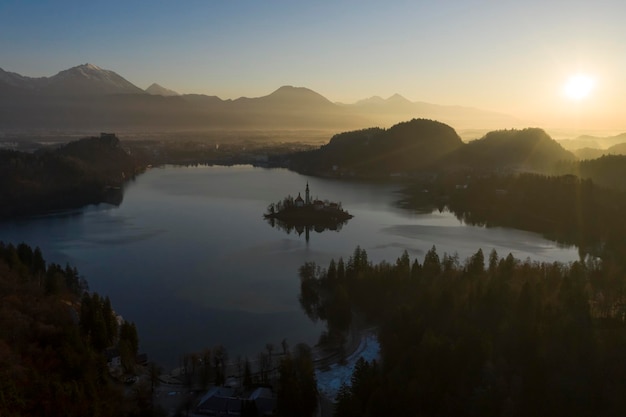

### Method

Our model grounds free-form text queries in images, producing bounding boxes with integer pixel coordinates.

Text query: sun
[563,74,595,101]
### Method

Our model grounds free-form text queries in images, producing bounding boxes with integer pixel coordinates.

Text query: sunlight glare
[563,74,595,101]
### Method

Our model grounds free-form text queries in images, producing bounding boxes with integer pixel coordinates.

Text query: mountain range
[0,63,521,132]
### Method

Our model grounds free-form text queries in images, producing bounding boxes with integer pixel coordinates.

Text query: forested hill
[445,128,576,172]
[0,242,142,416]
[0,133,144,218]
[288,118,464,176]
[286,121,574,177]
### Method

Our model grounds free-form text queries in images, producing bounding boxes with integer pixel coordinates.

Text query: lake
[0,165,580,368]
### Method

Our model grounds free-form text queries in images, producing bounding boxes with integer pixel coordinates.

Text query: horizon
[2,1,626,130]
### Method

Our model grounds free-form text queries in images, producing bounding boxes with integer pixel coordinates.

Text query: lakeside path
[315,329,380,403]
[155,326,380,416]
[313,328,381,417]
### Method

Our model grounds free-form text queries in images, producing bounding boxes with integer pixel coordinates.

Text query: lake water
[0,165,580,367]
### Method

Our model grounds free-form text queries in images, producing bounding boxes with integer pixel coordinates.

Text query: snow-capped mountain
[0,63,144,95]
[42,63,144,95]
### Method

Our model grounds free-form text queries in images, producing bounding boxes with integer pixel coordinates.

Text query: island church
[294,182,311,207]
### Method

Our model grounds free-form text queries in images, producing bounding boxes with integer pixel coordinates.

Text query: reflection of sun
[563,74,595,100]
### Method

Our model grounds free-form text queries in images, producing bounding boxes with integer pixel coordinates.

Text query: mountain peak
[60,63,106,76]
[61,63,105,76]
[265,85,332,106]
[387,93,412,104]
[355,96,386,105]
[145,83,179,96]
[271,85,316,95]
[47,64,144,95]
[79,63,102,71]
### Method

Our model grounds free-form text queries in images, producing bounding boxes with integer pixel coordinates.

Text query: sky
[1,0,625,131]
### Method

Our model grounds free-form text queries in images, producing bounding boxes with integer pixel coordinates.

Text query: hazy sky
[1,0,625,130]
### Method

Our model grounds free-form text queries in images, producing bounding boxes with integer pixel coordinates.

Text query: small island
[265,183,353,241]
[265,182,353,222]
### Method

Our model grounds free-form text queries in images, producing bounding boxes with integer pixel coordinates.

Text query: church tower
[305,182,310,205]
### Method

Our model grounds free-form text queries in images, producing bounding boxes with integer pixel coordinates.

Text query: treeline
[126,138,316,168]
[556,154,626,191]
[0,133,143,218]
[406,173,626,263]
[0,242,146,417]
[300,246,626,416]
[178,345,231,388]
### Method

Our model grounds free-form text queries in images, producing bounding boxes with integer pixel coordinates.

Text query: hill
[0,133,144,218]
[559,132,626,151]
[0,242,147,416]
[446,128,576,172]
[287,123,576,177]
[288,118,464,176]
[574,142,626,160]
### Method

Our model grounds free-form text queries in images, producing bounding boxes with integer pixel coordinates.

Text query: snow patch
[315,333,380,401]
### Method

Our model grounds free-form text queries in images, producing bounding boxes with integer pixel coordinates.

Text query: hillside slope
[446,128,576,172]
[289,118,464,176]
[0,133,144,218]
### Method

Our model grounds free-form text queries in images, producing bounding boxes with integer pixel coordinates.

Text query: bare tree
[266,343,275,369]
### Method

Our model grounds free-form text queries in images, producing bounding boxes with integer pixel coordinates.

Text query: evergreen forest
[0,242,148,417]
[300,244,626,417]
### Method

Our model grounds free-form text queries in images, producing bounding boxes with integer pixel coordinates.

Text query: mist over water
[0,165,579,367]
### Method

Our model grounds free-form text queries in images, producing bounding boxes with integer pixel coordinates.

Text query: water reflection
[265,216,351,243]
[263,181,353,242]
[0,165,580,367]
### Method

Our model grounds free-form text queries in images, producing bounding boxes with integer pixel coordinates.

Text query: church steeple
[305,182,310,205]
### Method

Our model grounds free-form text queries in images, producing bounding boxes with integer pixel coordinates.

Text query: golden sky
[1,0,625,130]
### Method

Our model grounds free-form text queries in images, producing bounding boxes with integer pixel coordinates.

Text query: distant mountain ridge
[145,83,179,96]
[0,63,521,131]
[0,63,144,95]
[345,93,520,129]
